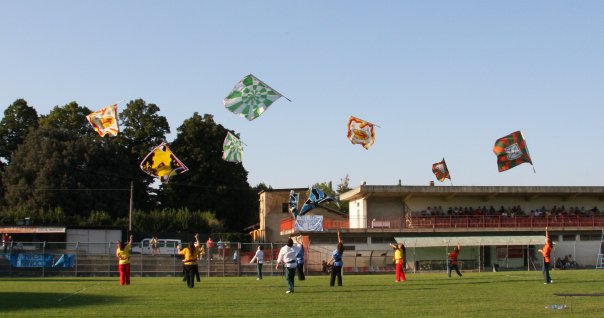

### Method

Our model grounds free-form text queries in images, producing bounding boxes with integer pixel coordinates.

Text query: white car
[131,238,182,255]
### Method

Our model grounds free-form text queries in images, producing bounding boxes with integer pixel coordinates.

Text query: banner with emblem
[492,131,534,172]
[294,215,324,232]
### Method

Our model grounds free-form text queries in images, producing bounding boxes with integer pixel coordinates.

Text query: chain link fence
[0,241,485,277]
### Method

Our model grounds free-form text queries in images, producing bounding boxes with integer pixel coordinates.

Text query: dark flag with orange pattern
[432,158,451,182]
[492,131,533,172]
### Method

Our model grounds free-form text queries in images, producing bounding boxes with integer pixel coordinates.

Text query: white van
[131,238,182,255]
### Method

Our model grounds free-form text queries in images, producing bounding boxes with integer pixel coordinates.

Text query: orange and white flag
[347,116,375,150]
[86,104,119,137]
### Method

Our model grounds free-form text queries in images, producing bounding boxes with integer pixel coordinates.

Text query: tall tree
[117,99,171,210]
[1,127,132,220]
[39,101,93,137]
[335,174,352,214]
[119,99,170,159]
[312,176,351,214]
[0,99,39,164]
[160,113,256,231]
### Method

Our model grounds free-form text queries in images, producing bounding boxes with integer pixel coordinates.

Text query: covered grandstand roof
[394,235,546,247]
[340,185,604,201]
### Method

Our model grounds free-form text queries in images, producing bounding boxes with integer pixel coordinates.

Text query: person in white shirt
[249,245,265,280]
[275,238,299,294]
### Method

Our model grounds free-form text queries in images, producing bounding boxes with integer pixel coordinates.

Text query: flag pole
[128,180,133,234]
[520,131,536,174]
[352,116,382,128]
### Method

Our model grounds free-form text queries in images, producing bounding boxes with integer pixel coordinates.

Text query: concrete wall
[66,229,122,254]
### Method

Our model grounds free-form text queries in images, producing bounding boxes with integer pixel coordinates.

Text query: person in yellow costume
[116,235,134,285]
[389,242,407,282]
[178,234,201,288]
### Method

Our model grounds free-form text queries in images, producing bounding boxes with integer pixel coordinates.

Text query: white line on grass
[57,283,101,303]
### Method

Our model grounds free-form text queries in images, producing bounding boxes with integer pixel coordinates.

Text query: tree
[335,174,352,214]
[159,113,257,231]
[117,99,171,210]
[336,174,352,195]
[119,99,170,159]
[1,127,132,220]
[0,99,39,164]
[311,175,351,214]
[39,101,93,137]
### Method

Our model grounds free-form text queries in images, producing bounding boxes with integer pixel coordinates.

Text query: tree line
[0,98,352,241]
[0,98,263,238]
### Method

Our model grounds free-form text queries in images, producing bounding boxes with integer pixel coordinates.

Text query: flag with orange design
[432,158,451,182]
[492,131,533,172]
[86,104,119,137]
[347,116,375,149]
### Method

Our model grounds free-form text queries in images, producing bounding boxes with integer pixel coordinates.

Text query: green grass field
[1,270,603,317]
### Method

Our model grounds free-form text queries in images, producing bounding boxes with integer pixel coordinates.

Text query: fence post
[42,241,46,278]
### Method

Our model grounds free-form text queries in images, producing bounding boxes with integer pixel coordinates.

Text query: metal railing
[0,241,493,277]
[280,215,604,232]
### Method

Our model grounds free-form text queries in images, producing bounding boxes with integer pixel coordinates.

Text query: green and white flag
[222,131,244,163]
[224,74,286,121]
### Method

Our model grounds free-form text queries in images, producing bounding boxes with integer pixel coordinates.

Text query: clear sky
[1,1,603,189]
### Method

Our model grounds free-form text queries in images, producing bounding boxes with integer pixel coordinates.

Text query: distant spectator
[2,233,9,253]
[217,239,225,259]
[150,236,159,256]
[206,237,214,260]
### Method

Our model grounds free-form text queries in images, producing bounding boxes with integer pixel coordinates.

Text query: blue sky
[1,1,603,189]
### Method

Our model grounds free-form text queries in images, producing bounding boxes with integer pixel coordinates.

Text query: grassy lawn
[0,270,603,317]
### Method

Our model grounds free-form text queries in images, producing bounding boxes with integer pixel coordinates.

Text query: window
[371,237,394,244]
[496,246,524,259]
[282,203,289,213]
[562,235,576,241]
[579,234,602,241]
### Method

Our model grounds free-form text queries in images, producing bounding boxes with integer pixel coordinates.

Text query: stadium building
[257,185,604,273]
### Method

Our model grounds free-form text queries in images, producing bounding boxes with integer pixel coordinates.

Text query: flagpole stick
[353,116,381,128]
[249,74,292,102]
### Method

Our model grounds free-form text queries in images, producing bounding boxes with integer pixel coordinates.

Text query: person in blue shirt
[296,239,305,280]
[329,232,344,287]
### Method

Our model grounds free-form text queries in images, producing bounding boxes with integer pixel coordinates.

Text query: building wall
[349,198,367,228]
[259,190,291,243]
[66,229,122,254]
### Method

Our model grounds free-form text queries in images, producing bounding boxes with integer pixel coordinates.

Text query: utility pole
[129,180,134,234]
